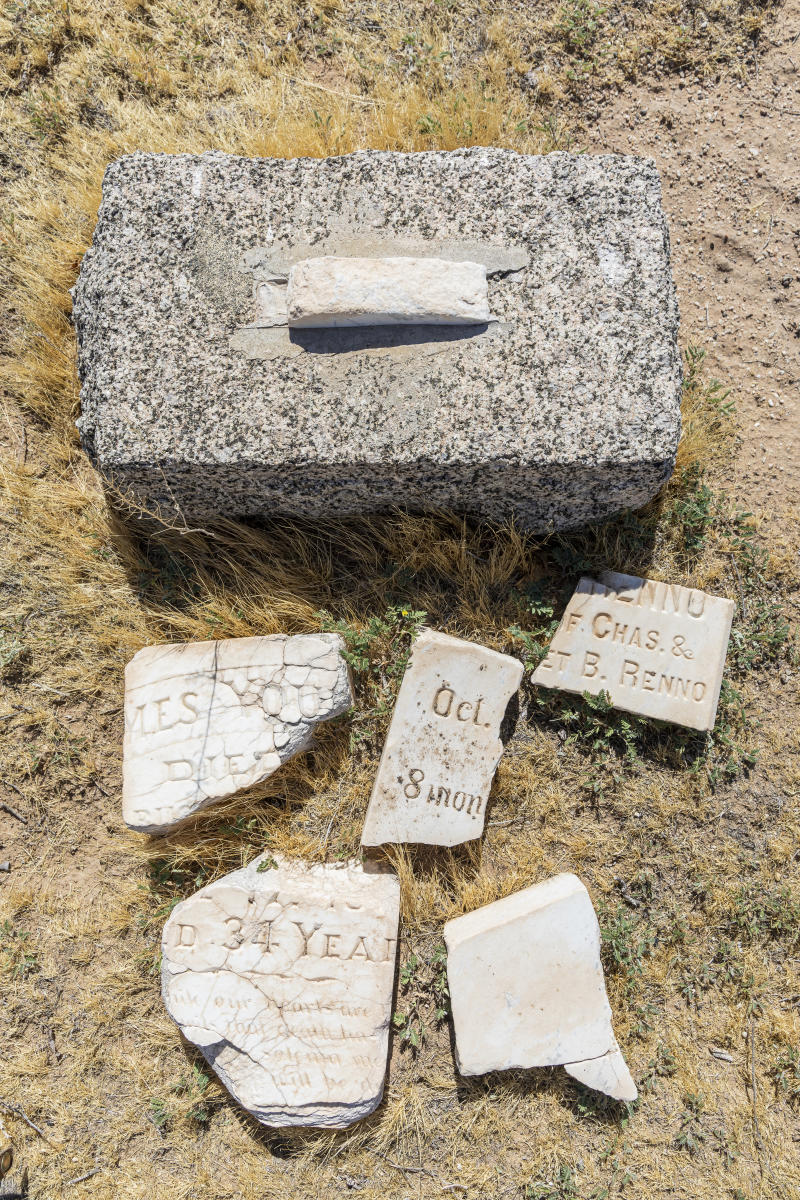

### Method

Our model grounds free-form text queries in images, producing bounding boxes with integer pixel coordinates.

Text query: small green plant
[726,885,800,946]
[430,944,450,1022]
[509,580,558,668]
[171,1065,213,1124]
[0,629,26,679]
[0,920,39,980]
[598,904,655,996]
[148,1097,170,1131]
[392,943,450,1053]
[675,1092,706,1153]
[318,606,427,751]
[668,463,714,557]
[640,1043,677,1093]
[525,1164,580,1199]
[27,86,68,142]
[769,1045,800,1108]
[256,855,279,873]
[556,0,606,56]
[710,1126,737,1168]
[727,600,792,673]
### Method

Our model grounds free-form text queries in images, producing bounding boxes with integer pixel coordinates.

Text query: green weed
[525,1164,580,1199]
[598,904,655,997]
[0,919,39,980]
[319,606,427,752]
[392,943,450,1053]
[675,1092,705,1153]
[769,1045,800,1108]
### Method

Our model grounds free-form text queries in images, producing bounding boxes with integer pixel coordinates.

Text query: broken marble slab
[361,629,523,848]
[286,257,490,327]
[162,855,400,1128]
[444,873,637,1101]
[123,633,352,834]
[531,571,734,731]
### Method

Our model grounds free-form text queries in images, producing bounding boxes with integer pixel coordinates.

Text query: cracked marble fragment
[123,634,352,834]
[532,571,734,731]
[286,256,490,327]
[444,873,637,1101]
[161,856,400,1128]
[360,630,523,847]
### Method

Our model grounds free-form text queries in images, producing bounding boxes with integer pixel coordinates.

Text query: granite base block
[74,148,682,531]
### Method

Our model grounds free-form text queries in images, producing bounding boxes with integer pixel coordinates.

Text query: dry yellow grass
[1,2,799,1199]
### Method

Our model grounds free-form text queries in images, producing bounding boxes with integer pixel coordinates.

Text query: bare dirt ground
[1,3,799,1199]
[587,0,800,523]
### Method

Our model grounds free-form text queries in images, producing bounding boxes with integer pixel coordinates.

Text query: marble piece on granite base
[73,148,681,532]
[360,629,523,848]
[123,633,352,834]
[162,856,400,1128]
[286,256,490,327]
[532,571,734,731]
[444,873,637,1101]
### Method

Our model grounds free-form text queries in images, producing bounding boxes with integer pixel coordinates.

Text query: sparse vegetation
[1,1,798,1198]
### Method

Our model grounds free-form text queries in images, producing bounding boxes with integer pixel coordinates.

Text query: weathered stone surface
[123,633,352,834]
[532,571,734,730]
[162,856,400,1128]
[361,630,522,847]
[74,149,681,531]
[286,257,490,327]
[444,873,636,1101]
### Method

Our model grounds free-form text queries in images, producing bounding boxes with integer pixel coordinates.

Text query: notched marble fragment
[286,256,490,327]
[123,633,352,833]
[161,856,400,1128]
[444,873,637,1101]
[361,629,523,848]
[532,571,734,731]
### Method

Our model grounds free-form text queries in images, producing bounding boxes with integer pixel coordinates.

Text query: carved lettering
[432,683,454,717]
[165,758,193,781]
[620,659,639,686]
[323,933,341,958]
[224,916,243,949]
[404,768,424,799]
[533,573,733,732]
[293,921,320,956]
[583,650,601,678]
[348,936,370,960]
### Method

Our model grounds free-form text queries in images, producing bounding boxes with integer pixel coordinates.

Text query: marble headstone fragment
[162,856,400,1128]
[123,634,352,833]
[286,256,490,327]
[532,571,734,731]
[361,630,523,848]
[444,873,637,1101]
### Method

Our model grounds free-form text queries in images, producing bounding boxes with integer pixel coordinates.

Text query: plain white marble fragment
[444,873,637,1101]
[532,571,734,731]
[286,256,490,327]
[162,856,400,1128]
[360,630,523,847]
[123,634,352,834]
[564,1043,636,1097]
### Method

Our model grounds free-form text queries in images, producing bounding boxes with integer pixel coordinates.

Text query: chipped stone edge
[161,854,401,1129]
[360,629,523,849]
[122,633,354,836]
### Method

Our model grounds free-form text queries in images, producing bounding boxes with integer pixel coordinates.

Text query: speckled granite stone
[73,149,681,531]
